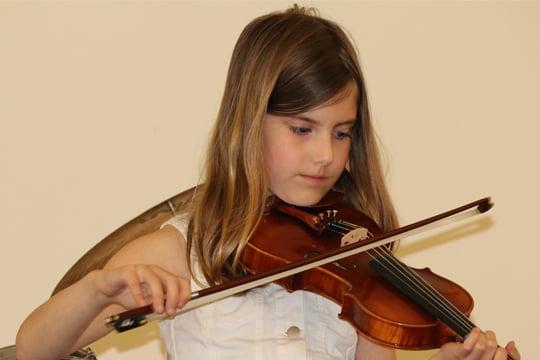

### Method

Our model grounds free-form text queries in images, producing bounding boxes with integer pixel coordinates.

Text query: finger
[464,328,486,360]
[123,269,148,307]
[438,329,481,360]
[493,347,509,360]
[505,341,521,360]
[477,330,498,360]
[463,327,481,353]
[169,276,192,311]
[161,273,181,316]
[136,266,165,313]
[149,266,188,315]
[438,341,462,360]
[177,276,192,308]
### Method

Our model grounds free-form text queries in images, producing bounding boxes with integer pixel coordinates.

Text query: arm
[16,225,191,360]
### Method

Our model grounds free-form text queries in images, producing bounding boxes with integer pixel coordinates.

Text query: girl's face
[263,83,357,206]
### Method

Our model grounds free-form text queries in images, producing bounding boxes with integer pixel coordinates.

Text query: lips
[301,174,327,184]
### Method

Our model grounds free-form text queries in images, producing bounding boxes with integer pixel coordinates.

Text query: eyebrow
[293,115,357,126]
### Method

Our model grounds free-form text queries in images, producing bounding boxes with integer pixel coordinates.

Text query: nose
[311,133,333,166]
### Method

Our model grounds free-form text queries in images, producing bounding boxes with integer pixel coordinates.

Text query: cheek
[264,141,293,179]
[263,128,299,168]
[335,142,351,169]
[263,134,284,181]
[263,138,305,193]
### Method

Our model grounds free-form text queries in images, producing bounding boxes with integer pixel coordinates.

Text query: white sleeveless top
[159,216,357,360]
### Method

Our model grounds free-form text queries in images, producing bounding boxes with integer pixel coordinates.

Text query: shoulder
[104,224,188,278]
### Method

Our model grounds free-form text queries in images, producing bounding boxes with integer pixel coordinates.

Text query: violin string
[299,216,513,360]
[373,246,475,335]
[330,222,473,336]
[327,221,475,337]
[333,221,475,335]
[332,221,474,335]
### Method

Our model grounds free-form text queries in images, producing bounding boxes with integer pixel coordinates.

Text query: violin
[106,191,512,358]
[244,191,475,350]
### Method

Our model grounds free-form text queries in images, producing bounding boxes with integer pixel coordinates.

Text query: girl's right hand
[91,264,191,317]
[16,226,189,360]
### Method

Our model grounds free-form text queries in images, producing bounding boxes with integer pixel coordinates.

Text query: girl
[16,6,519,360]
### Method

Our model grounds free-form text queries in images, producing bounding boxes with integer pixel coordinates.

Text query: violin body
[240,195,474,350]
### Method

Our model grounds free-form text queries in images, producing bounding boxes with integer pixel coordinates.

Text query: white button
[286,325,301,338]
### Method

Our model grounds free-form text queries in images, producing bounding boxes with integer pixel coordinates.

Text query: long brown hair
[182,5,398,287]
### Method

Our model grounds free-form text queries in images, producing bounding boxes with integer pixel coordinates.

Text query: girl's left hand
[432,328,520,360]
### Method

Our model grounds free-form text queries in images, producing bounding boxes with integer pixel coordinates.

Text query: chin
[277,190,326,207]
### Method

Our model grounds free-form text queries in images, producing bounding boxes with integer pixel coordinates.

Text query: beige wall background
[1,1,537,359]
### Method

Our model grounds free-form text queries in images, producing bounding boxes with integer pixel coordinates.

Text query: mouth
[301,174,327,184]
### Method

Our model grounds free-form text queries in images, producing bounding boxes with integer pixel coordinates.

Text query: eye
[290,126,311,135]
[334,130,352,140]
